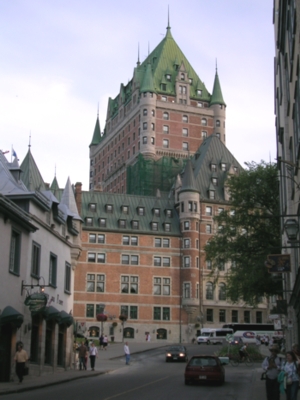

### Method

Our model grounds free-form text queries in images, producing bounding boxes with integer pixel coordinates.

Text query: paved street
[0,342,269,399]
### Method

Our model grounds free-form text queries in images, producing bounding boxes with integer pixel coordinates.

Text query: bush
[217,344,263,361]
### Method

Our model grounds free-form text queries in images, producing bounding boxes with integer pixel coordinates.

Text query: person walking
[14,343,28,384]
[124,342,130,365]
[261,344,281,400]
[103,335,108,350]
[89,342,98,371]
[99,334,104,350]
[78,341,87,370]
[282,351,299,400]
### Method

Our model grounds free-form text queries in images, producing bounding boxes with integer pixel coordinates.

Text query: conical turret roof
[20,149,46,191]
[180,159,199,194]
[140,62,156,93]
[89,116,101,147]
[210,70,226,106]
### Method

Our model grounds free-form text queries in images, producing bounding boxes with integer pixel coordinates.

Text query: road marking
[103,375,170,399]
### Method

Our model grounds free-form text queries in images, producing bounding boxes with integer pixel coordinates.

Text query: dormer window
[166,74,171,81]
[153,208,160,217]
[99,218,106,227]
[137,207,145,216]
[211,164,217,172]
[197,89,202,96]
[180,73,185,80]
[234,166,238,173]
[119,219,126,228]
[164,223,171,232]
[106,204,113,213]
[209,189,215,200]
[85,217,93,226]
[161,83,167,91]
[212,177,218,186]
[221,163,227,171]
[165,209,173,217]
[189,78,193,84]
[89,203,96,212]
[131,220,139,229]
[122,205,129,214]
[202,131,207,138]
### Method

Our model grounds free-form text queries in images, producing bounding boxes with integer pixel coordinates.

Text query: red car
[184,355,225,385]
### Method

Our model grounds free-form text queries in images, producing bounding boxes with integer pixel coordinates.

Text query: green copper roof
[90,116,102,147]
[20,149,46,191]
[50,176,59,191]
[210,71,226,106]
[180,159,199,194]
[140,62,156,93]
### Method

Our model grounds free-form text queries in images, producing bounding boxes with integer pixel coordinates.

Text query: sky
[0,0,275,190]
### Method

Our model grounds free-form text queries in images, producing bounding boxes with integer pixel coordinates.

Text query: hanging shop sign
[265,254,291,273]
[24,293,48,313]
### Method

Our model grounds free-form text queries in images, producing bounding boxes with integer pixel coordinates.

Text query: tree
[204,161,282,305]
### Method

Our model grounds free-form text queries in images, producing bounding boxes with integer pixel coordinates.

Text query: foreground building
[74,135,269,342]
[274,0,300,346]
[0,149,81,381]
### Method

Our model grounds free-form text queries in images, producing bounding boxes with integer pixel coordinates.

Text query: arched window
[123,327,134,339]
[219,283,226,300]
[206,282,214,300]
[156,328,167,339]
[216,119,220,127]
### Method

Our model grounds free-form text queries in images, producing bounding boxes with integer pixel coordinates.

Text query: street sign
[24,293,48,312]
[226,334,233,342]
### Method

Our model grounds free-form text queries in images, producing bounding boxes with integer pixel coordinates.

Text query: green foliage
[205,161,282,305]
[217,344,263,360]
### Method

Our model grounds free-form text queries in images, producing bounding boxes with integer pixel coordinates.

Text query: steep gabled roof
[59,177,82,221]
[192,135,243,201]
[20,149,46,191]
[180,159,199,194]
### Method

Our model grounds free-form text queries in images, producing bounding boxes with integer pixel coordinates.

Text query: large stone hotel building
[72,23,270,343]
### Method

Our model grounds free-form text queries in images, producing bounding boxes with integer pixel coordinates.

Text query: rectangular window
[155,238,161,247]
[122,255,130,265]
[89,233,96,243]
[163,238,170,248]
[87,274,95,292]
[137,207,145,216]
[163,307,170,320]
[256,311,262,323]
[49,253,57,287]
[184,283,190,298]
[86,304,94,318]
[182,128,188,137]
[31,242,41,278]
[97,253,105,263]
[153,307,161,320]
[88,252,96,262]
[130,306,138,319]
[154,256,161,266]
[164,223,171,232]
[123,235,130,245]
[184,238,190,248]
[9,229,21,275]
[232,310,238,323]
[65,262,71,293]
[131,220,139,229]
[219,309,226,323]
[154,277,161,295]
[206,309,213,322]
[131,236,138,246]
[99,218,106,227]
[131,255,139,265]
[163,257,170,267]
[206,260,212,270]
[121,276,138,294]
[184,221,190,230]
[206,224,212,234]
[206,206,212,215]
[119,219,126,228]
[97,234,105,243]
[184,256,190,268]
[183,142,188,151]
[151,222,158,231]
[244,310,250,323]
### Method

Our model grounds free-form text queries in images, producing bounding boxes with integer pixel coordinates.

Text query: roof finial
[167,5,170,29]
[28,132,31,149]
[137,43,140,66]
[54,163,56,177]
[148,41,150,55]
[97,102,99,118]
[216,58,218,72]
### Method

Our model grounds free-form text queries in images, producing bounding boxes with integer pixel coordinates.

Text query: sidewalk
[0,342,165,396]
[0,342,270,397]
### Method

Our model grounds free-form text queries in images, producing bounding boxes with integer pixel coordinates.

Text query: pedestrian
[147,333,151,342]
[103,335,108,350]
[99,334,104,350]
[89,342,98,371]
[78,341,87,370]
[261,344,281,400]
[14,343,28,384]
[282,351,299,400]
[239,343,249,361]
[124,342,130,365]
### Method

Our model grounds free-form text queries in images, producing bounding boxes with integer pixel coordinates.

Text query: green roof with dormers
[140,62,156,93]
[89,116,102,147]
[210,70,226,106]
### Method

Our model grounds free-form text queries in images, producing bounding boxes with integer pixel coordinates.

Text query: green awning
[58,311,74,327]
[43,306,61,322]
[0,306,23,328]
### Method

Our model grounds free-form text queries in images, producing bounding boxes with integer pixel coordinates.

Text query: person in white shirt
[89,342,98,370]
[124,342,130,365]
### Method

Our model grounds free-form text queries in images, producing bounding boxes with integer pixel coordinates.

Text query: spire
[180,159,199,193]
[89,114,102,147]
[140,62,156,93]
[50,175,59,191]
[210,68,226,107]
[137,43,140,66]
[20,148,46,192]
[60,177,81,220]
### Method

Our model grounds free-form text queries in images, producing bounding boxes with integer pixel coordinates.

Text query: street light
[284,219,299,242]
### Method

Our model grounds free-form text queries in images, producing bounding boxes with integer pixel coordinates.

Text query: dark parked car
[165,345,188,362]
[184,355,225,385]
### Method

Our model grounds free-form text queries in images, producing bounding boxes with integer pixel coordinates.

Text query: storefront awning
[58,311,74,327]
[43,306,61,322]
[0,306,23,328]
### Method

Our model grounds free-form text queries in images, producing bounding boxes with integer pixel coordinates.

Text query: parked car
[184,355,225,385]
[165,345,188,362]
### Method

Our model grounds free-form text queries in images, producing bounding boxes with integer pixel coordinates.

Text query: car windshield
[189,357,217,367]
[168,347,183,351]
[201,332,211,337]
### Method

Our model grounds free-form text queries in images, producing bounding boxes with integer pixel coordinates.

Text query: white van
[197,328,233,345]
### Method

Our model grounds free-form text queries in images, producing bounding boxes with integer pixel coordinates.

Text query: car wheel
[206,340,210,345]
